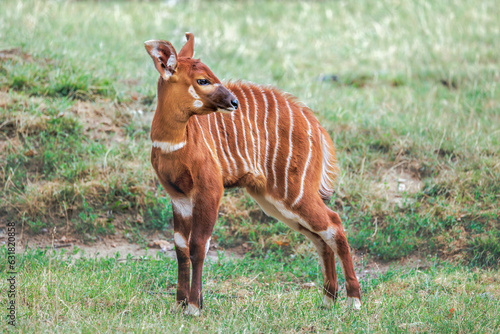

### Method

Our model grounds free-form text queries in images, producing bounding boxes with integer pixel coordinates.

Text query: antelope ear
[144,40,178,80]
[178,32,194,58]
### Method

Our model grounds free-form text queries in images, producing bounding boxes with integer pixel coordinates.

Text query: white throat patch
[152,141,186,154]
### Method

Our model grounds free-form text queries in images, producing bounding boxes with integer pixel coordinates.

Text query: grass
[0,247,499,332]
[0,0,499,330]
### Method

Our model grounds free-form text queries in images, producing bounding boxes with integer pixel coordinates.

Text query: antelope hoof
[185,303,201,317]
[346,297,361,310]
[322,295,336,309]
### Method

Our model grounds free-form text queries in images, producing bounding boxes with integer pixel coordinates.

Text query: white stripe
[238,87,254,172]
[220,113,238,172]
[284,99,294,200]
[207,113,220,167]
[248,85,263,175]
[213,113,232,174]
[292,108,313,207]
[195,116,219,167]
[262,90,269,178]
[152,140,186,154]
[271,91,280,189]
[231,105,249,172]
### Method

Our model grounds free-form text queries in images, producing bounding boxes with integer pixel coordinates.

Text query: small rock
[111,243,116,248]
[397,178,407,192]
[148,240,173,251]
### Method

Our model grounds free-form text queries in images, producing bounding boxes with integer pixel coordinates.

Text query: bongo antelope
[145,33,361,316]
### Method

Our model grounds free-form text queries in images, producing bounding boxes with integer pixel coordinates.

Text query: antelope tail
[319,128,339,201]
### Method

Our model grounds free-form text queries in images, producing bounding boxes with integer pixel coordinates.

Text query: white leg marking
[249,193,301,232]
[284,99,294,199]
[292,108,313,207]
[262,90,270,178]
[188,85,200,99]
[171,197,192,218]
[220,113,238,172]
[323,295,336,309]
[195,116,220,168]
[204,237,211,257]
[185,303,200,317]
[152,141,186,154]
[271,91,280,188]
[174,232,189,249]
[263,194,314,232]
[230,105,249,172]
[346,297,361,310]
[317,227,338,253]
[193,100,203,108]
[171,301,183,313]
[238,87,254,172]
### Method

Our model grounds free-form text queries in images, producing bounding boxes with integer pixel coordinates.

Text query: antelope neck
[150,108,188,144]
[150,83,190,149]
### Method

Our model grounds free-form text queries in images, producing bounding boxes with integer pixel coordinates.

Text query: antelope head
[144,33,238,121]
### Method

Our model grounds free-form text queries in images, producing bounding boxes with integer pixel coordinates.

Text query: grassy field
[1,0,499,331]
[0,248,499,332]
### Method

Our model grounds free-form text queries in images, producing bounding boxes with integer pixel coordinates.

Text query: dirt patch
[1,224,428,281]
[373,163,424,206]
[71,101,125,142]
[0,48,33,62]
[3,228,244,261]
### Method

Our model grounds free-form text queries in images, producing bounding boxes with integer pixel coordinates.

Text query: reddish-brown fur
[145,33,361,315]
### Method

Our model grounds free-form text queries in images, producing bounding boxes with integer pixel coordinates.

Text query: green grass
[1,0,500,329]
[0,247,499,332]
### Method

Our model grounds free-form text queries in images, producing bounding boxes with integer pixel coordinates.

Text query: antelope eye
[197,79,210,86]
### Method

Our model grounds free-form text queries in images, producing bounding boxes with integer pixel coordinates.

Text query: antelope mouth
[216,106,236,114]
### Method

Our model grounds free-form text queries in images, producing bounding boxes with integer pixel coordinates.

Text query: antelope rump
[144,33,361,316]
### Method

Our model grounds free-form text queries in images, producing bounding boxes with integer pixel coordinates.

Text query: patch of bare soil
[2,228,243,261]
[70,101,127,142]
[373,163,424,207]
[0,48,33,62]
[0,225,430,283]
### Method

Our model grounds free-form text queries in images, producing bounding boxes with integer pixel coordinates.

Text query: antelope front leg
[185,196,221,316]
[171,198,193,311]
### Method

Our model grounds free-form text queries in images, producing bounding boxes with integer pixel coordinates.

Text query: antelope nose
[231,99,239,110]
